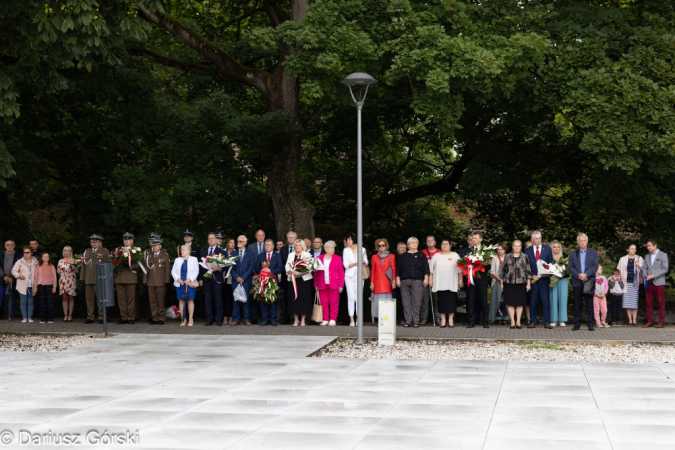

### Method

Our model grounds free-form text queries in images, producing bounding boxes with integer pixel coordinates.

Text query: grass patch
[516,342,565,351]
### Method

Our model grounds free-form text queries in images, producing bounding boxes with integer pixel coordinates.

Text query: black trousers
[37,285,54,322]
[203,280,223,324]
[573,286,595,328]
[467,283,488,325]
[609,294,623,323]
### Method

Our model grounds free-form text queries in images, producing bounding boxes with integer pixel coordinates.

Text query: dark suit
[465,246,491,326]
[255,251,284,324]
[199,246,224,324]
[248,241,266,258]
[568,248,599,329]
[279,243,295,322]
[230,248,255,323]
[524,244,553,325]
[0,251,21,319]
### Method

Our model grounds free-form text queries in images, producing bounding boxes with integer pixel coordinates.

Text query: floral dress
[57,259,78,296]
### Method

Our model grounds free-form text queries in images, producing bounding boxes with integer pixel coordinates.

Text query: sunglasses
[23,251,31,254]
[377,244,386,248]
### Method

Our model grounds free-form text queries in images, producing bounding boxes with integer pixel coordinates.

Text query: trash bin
[378,297,396,346]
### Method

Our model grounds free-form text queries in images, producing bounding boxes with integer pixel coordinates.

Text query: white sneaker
[22,318,27,323]
[558,322,566,327]
[349,322,355,327]
[320,321,328,326]
[549,322,556,327]
[28,319,34,323]
[328,320,336,326]
[604,323,610,328]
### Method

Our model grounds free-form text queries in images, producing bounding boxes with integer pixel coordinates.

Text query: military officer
[144,239,171,325]
[114,232,140,324]
[145,232,161,323]
[177,229,200,259]
[80,234,110,324]
[215,232,225,251]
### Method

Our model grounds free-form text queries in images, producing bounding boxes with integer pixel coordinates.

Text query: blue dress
[176,259,196,300]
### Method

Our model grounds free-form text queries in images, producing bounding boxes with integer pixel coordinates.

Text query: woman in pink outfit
[35,253,57,323]
[593,264,610,328]
[313,241,345,326]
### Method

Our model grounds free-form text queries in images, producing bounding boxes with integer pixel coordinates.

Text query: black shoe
[467,324,475,328]
[588,326,594,331]
[483,324,489,328]
[149,320,158,325]
[271,321,278,326]
[84,319,94,324]
[572,325,580,331]
[147,317,153,323]
[216,322,223,326]
[510,326,515,329]
[204,322,214,326]
[116,319,125,324]
[156,321,164,325]
[129,320,135,324]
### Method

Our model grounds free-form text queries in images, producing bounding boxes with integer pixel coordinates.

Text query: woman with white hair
[172,244,199,327]
[395,237,430,327]
[57,246,78,322]
[314,240,344,326]
[285,239,314,326]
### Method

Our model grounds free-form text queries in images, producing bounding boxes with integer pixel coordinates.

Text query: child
[607,269,624,326]
[593,265,609,328]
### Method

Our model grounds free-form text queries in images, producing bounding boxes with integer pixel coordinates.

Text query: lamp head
[342,72,378,106]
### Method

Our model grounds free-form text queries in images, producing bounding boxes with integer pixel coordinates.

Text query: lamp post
[341,72,377,345]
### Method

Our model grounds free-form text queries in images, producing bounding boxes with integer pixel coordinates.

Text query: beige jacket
[11,257,38,295]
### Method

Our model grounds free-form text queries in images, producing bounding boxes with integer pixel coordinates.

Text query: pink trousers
[318,287,340,321]
[593,295,607,324]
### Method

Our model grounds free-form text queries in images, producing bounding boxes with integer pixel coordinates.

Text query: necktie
[239,249,243,257]
[209,247,213,256]
[154,253,158,258]
[267,253,271,263]
[535,247,540,261]
[259,243,262,253]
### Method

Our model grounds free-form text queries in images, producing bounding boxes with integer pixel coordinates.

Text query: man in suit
[310,237,326,259]
[567,233,599,331]
[279,231,298,324]
[230,235,256,325]
[524,231,554,328]
[255,239,284,326]
[177,229,201,259]
[0,239,21,320]
[80,234,110,324]
[466,231,491,328]
[248,229,266,257]
[115,232,140,324]
[199,232,224,326]
[144,239,171,325]
[642,239,669,328]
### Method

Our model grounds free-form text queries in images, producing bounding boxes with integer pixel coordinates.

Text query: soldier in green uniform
[145,232,161,323]
[80,234,110,324]
[115,232,140,324]
[144,239,171,325]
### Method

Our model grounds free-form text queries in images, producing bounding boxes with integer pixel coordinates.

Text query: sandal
[180,321,186,327]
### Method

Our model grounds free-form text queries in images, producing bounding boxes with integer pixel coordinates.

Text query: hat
[123,232,134,240]
[149,232,161,240]
[215,232,224,239]
[151,239,163,246]
[183,229,194,237]
[89,234,103,242]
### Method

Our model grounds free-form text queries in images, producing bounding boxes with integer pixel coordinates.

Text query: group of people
[0,229,669,329]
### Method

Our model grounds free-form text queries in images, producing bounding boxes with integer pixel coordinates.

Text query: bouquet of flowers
[289,254,314,299]
[250,262,278,303]
[68,254,84,268]
[540,257,569,288]
[199,254,240,279]
[111,246,144,276]
[458,244,498,286]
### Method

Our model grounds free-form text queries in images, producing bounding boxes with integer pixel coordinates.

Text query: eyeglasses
[23,251,31,254]
[237,240,245,243]
[377,244,386,248]
[314,241,322,244]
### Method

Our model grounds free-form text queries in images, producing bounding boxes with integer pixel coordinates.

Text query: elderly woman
[57,246,78,322]
[429,239,462,327]
[35,253,57,324]
[12,246,38,323]
[343,233,368,327]
[172,244,199,327]
[500,240,531,329]
[395,237,430,328]
[489,243,508,324]
[286,239,314,326]
[314,241,345,326]
[549,240,569,326]
[617,243,644,327]
[370,238,396,322]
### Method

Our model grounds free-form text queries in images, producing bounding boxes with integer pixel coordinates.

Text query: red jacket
[370,254,396,294]
[314,254,345,290]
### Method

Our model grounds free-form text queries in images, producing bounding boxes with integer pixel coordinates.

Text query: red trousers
[318,287,340,321]
[645,284,665,325]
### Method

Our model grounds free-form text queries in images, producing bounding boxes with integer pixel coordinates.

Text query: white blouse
[430,252,462,293]
[285,251,313,281]
[343,246,368,278]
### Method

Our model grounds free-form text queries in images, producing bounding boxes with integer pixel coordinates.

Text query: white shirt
[651,250,658,265]
[430,252,462,292]
[323,257,331,284]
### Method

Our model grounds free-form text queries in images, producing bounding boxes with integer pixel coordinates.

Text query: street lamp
[341,72,377,345]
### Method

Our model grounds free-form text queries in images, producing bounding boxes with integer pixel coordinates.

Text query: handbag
[362,264,370,280]
[582,278,595,295]
[496,294,508,318]
[311,291,323,323]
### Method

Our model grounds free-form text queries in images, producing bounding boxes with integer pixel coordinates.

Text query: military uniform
[177,229,201,259]
[80,235,110,323]
[144,240,172,324]
[114,232,140,324]
[144,232,161,323]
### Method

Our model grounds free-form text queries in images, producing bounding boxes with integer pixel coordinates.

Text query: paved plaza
[1,333,675,449]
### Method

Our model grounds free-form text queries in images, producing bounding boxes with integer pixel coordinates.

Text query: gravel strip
[0,334,98,352]
[316,339,675,363]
